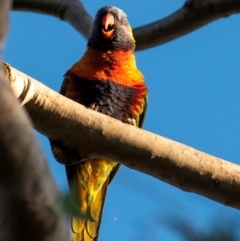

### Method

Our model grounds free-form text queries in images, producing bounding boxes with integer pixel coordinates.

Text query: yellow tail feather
[71,179,109,241]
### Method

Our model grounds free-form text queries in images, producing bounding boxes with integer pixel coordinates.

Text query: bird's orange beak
[101,13,114,39]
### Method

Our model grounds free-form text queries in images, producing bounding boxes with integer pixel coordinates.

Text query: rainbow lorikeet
[51,6,148,241]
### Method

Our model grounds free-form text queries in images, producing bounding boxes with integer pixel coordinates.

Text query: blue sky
[4,1,240,240]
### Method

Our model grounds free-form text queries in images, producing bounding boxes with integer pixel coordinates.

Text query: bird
[51,5,148,241]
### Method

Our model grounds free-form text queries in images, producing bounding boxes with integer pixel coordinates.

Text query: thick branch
[0,10,69,239]
[11,0,240,50]
[5,63,240,210]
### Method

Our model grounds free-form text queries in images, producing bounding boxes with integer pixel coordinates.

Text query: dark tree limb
[11,0,240,50]
[0,9,69,241]
[12,0,93,38]
[134,0,240,50]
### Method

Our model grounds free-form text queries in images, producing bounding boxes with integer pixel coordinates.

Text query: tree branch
[11,0,240,50]
[12,0,93,39]
[134,0,240,50]
[0,6,69,238]
[5,63,240,210]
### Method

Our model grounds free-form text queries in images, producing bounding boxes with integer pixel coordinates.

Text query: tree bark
[5,63,240,210]
[12,0,240,50]
[12,0,93,38]
[0,9,69,241]
[134,0,240,50]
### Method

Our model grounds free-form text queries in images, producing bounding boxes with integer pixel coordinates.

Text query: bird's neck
[71,47,144,86]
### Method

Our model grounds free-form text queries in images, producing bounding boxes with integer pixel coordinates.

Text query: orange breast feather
[71,47,144,86]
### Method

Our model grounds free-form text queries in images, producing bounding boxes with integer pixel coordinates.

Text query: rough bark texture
[11,0,240,50]
[0,14,69,241]
[5,63,240,210]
